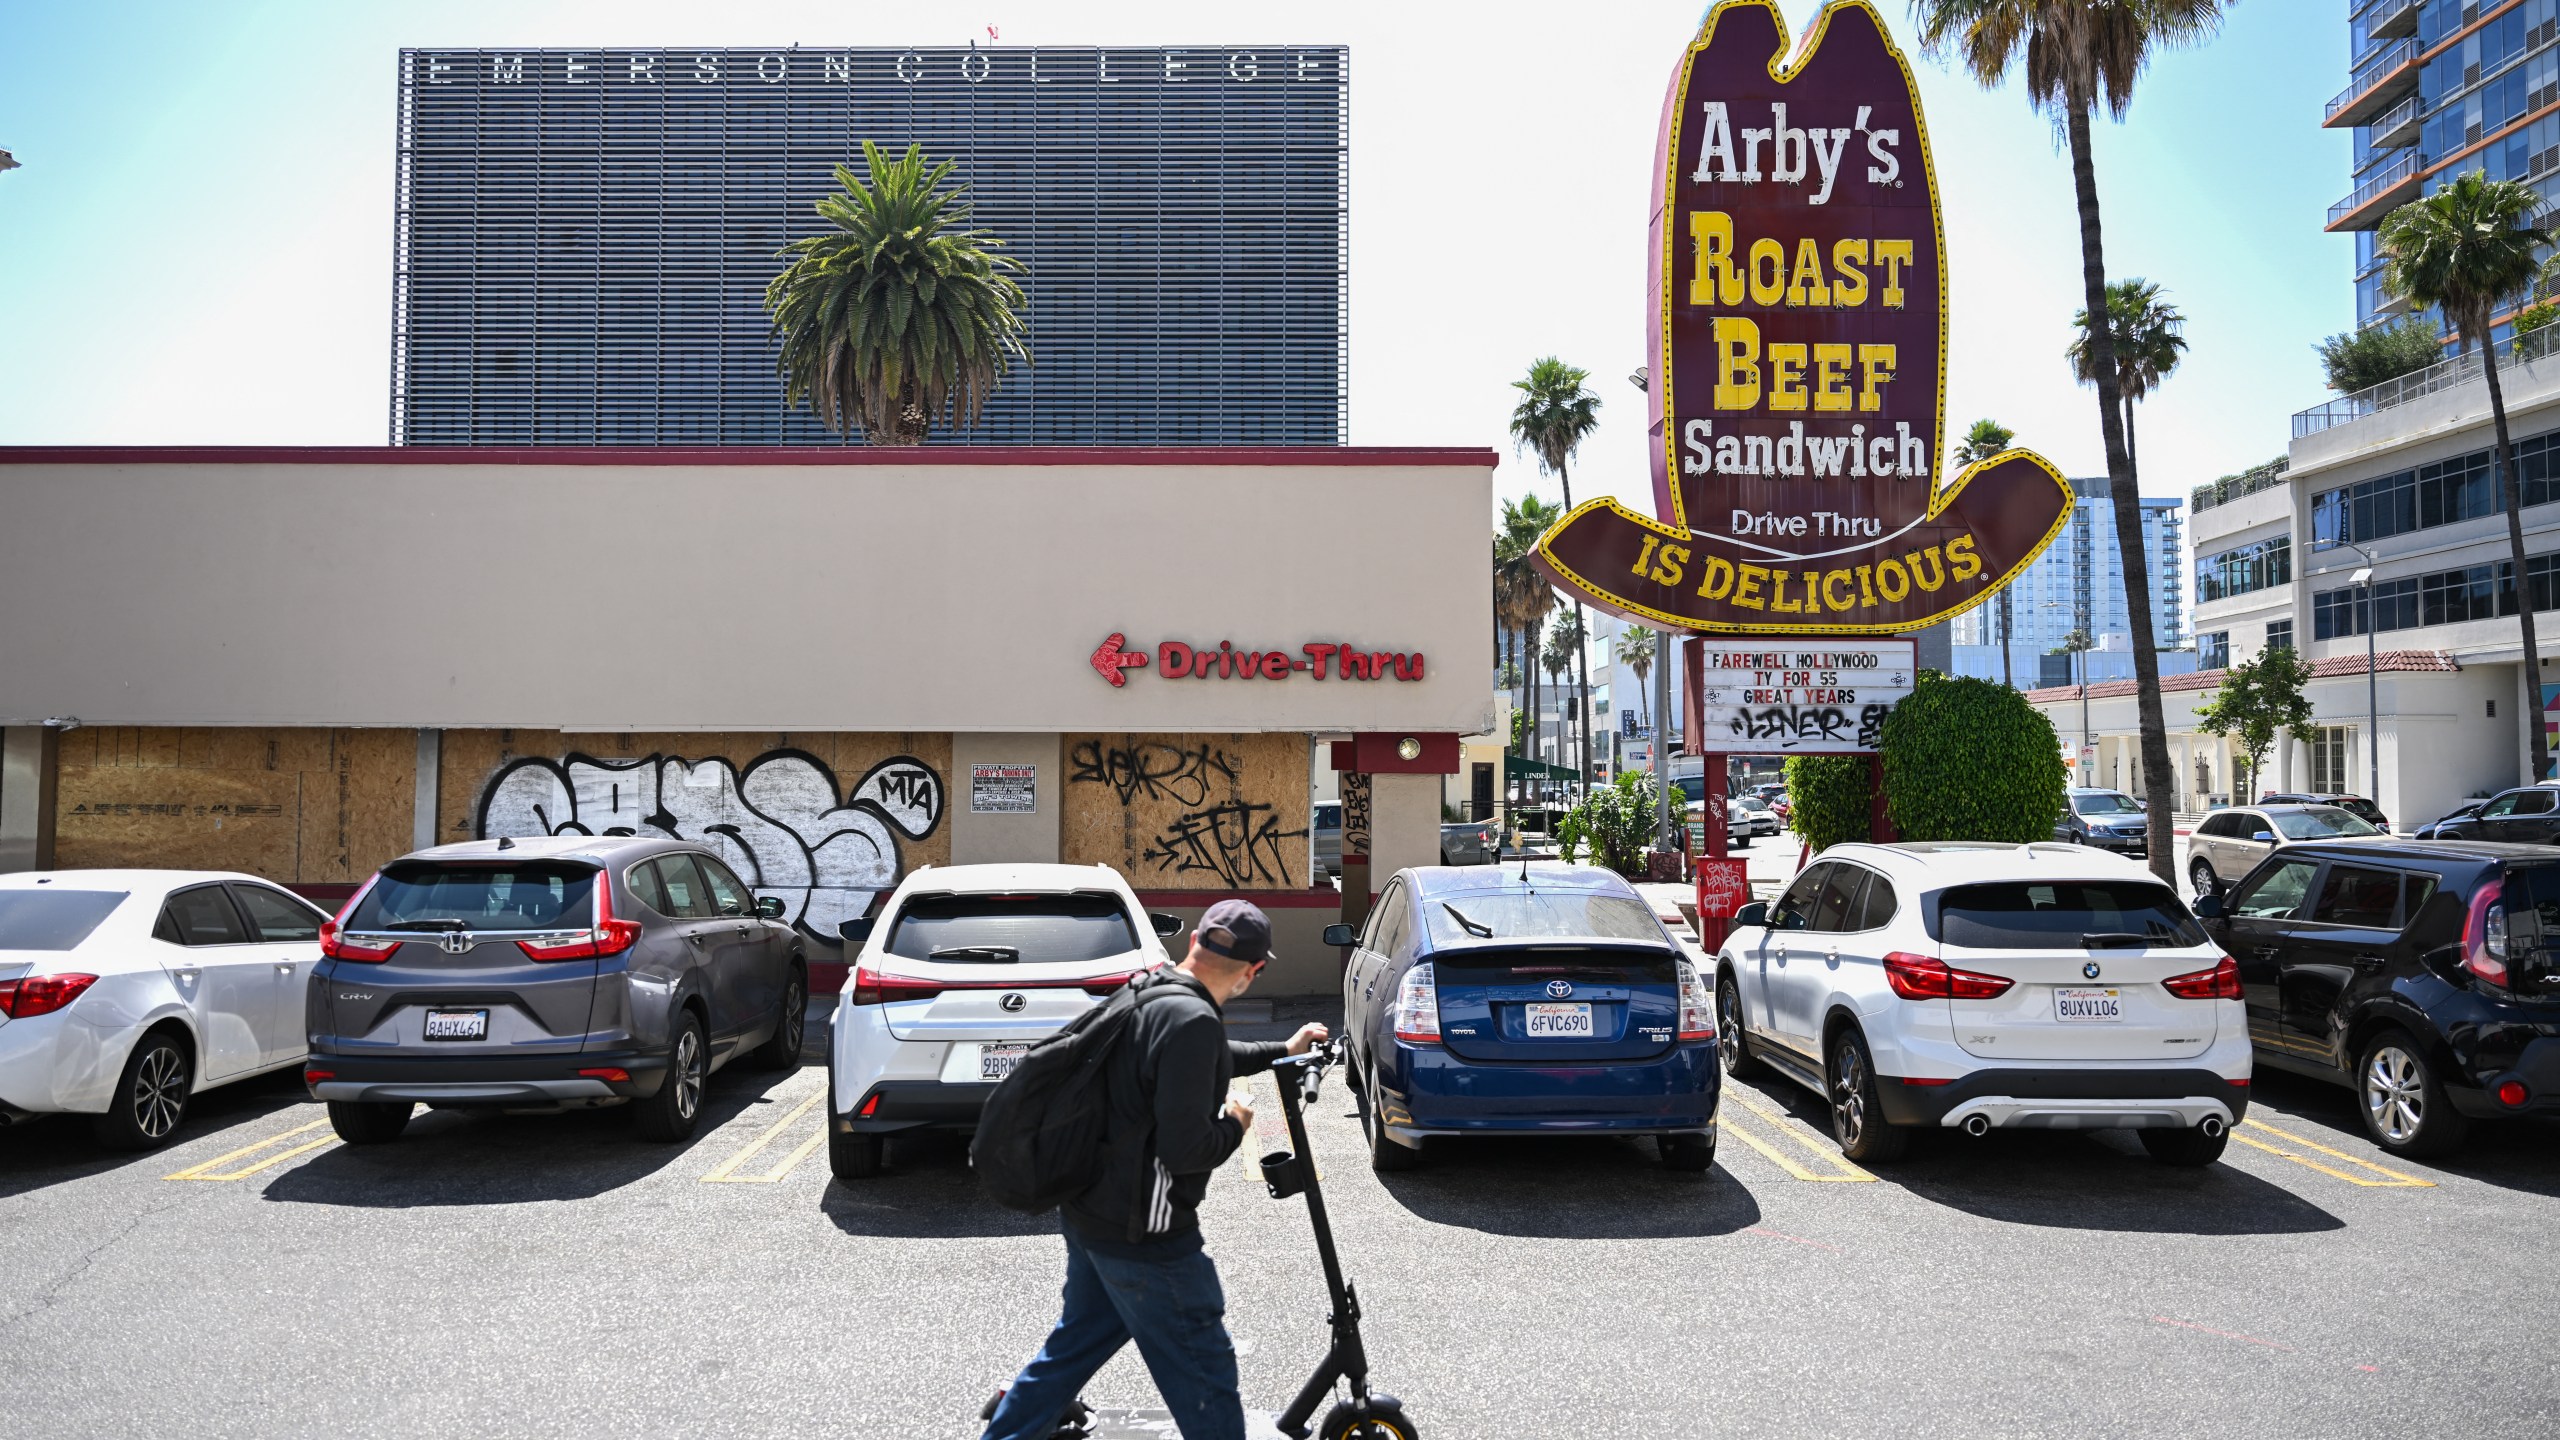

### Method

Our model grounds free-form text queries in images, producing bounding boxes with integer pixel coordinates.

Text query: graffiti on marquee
[473,750,945,942]
[1724,704,1891,749]
[1141,801,1307,887]
[1068,738,1240,808]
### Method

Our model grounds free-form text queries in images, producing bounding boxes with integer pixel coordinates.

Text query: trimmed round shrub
[1879,672,2066,843]
[1783,755,1872,855]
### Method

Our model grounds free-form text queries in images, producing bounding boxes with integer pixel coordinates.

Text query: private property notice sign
[1529,0,2071,636]
[1692,640,1914,753]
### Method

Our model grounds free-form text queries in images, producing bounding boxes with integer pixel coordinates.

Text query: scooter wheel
[1320,1400,1418,1439]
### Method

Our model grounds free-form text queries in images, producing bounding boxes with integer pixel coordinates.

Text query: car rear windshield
[885,891,1137,963]
[1424,892,1667,946]
[349,863,596,932]
[1934,881,2204,949]
[2273,808,2380,839]
[0,890,128,950]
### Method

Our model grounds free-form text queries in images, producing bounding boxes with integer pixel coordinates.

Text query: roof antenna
[496,835,515,850]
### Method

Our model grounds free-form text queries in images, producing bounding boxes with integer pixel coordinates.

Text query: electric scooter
[1260,1042,1416,1440]
[980,1043,1416,1440]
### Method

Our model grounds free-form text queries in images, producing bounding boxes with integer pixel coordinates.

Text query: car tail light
[851,965,945,1006]
[1391,963,1441,1044]
[320,874,398,961]
[517,876,640,961]
[303,1068,334,1084]
[0,973,99,1019]
[2499,1080,2529,1107]
[1675,959,1715,1041]
[2464,881,2510,986]
[1882,951,2014,1000]
[2162,956,2243,1000]
[578,1067,631,1084]
[1079,966,1161,997]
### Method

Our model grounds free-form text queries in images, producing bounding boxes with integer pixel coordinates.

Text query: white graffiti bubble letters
[473,750,945,943]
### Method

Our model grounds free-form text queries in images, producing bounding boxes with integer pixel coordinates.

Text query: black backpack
[971,978,1175,1214]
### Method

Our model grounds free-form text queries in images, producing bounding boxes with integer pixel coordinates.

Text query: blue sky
[0,1,2347,509]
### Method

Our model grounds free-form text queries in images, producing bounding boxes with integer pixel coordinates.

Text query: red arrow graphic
[1090,633,1150,687]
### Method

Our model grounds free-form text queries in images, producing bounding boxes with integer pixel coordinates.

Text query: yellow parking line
[164,1117,337,1182]
[2235,1119,2435,1188]
[700,1088,828,1183]
[1728,1096,1878,1181]
[1718,1107,1875,1183]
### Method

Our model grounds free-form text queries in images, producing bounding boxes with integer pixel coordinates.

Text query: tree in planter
[2314,315,2444,395]
[1879,673,2068,843]
[1556,771,1661,877]
[2193,646,2314,805]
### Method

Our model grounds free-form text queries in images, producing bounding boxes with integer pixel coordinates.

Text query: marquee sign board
[1533,0,2072,635]
[1691,639,1914,753]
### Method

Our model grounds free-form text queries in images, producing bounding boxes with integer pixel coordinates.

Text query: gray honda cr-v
[306,835,808,1143]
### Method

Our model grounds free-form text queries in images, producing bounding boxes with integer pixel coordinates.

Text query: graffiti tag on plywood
[1139,800,1307,887]
[1067,739,1239,808]
[474,750,944,942]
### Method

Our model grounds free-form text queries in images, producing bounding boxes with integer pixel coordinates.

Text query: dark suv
[307,836,807,1144]
[2196,839,2560,1157]
[2422,785,2560,845]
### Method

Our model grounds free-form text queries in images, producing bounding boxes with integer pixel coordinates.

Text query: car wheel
[829,1126,885,1180]
[2188,856,2220,901]
[1361,1072,1422,1172]
[2138,1125,2228,1167]
[1716,975,1766,1081]
[1656,1131,1715,1172]
[91,1029,192,1151]
[2357,1030,2472,1158]
[1319,1400,1419,1440]
[748,965,808,1070]
[634,1012,708,1143]
[327,1100,415,1145]
[1826,1028,1908,1163]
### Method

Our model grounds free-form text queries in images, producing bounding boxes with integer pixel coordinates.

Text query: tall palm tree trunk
[2065,98,2176,881]
[1558,464,1596,795]
[2483,347,2552,780]
[1998,591,2013,688]
[2123,400,2139,484]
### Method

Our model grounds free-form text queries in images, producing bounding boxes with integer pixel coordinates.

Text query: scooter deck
[1078,1408,1290,1438]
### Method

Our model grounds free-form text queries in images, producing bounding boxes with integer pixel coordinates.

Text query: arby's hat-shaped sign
[1533,0,2072,636]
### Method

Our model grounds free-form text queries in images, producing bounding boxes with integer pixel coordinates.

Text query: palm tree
[1615,626,1660,733]
[1954,419,2019,688]
[1510,357,1603,791]
[2380,170,2556,781]
[1541,614,1584,780]
[2066,277,2187,484]
[1494,495,1565,759]
[765,141,1029,445]
[1913,0,2226,883]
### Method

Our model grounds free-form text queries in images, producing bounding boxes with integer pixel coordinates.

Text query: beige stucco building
[0,445,1496,994]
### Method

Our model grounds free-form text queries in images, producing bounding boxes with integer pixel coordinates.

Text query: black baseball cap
[1197,898,1275,965]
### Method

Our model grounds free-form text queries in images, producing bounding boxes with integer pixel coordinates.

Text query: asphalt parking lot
[3,995,2558,1440]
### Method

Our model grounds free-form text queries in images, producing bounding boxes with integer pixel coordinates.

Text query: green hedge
[1880,672,2065,843]
[1783,755,1872,853]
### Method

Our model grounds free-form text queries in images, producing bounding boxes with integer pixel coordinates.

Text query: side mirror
[755,896,787,921]
[1733,901,1769,928]
[2191,893,2224,920]
[837,917,876,945]
[2252,831,2276,843]
[1322,923,1357,947]
[1150,911,1185,938]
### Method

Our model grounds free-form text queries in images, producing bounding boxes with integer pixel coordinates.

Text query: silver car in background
[2185,804,2384,899]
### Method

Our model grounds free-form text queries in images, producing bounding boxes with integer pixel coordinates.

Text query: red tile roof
[2021,650,2459,705]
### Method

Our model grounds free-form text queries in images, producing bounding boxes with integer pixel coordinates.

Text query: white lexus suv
[825,864,1177,1180]
[1714,842,2249,1165]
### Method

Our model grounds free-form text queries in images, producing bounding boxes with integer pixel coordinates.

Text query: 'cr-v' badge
[999,992,1028,1013]
[2082,962,2102,980]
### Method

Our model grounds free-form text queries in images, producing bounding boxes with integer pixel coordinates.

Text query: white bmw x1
[825,864,1178,1180]
[1715,842,2250,1165]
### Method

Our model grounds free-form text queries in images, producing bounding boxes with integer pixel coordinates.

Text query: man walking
[983,899,1328,1440]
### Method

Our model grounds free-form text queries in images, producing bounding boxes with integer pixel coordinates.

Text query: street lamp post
[2316,538,2384,803]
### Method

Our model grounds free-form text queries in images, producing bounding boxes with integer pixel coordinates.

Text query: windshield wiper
[2079,932,2153,949]
[929,945,1020,963]
[1441,902,1493,938]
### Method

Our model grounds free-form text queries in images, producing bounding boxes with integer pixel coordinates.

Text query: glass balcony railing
[2327,150,2422,228]
[2292,323,2560,439]
[2327,37,2421,125]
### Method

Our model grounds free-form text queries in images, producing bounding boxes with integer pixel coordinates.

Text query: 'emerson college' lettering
[418,49,1336,88]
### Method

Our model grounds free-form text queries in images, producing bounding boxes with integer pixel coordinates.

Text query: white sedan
[0,870,328,1148]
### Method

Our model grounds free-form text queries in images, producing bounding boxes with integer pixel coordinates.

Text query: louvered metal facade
[390,47,1348,446]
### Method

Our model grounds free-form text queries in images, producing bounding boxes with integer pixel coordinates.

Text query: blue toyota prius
[1329,864,1721,1172]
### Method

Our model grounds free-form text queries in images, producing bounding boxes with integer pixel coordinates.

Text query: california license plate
[979,1043,1031,1080]
[2053,988,2123,1023]
[423,1008,490,1041]
[1524,1002,1595,1038]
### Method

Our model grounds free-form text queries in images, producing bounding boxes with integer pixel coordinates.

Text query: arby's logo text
[1089,633,1424,687]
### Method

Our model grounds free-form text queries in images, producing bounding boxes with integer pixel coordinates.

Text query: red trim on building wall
[1344,733,1462,774]
[0,445,1498,469]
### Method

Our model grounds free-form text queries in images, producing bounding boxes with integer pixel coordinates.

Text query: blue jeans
[984,1225,1244,1440]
